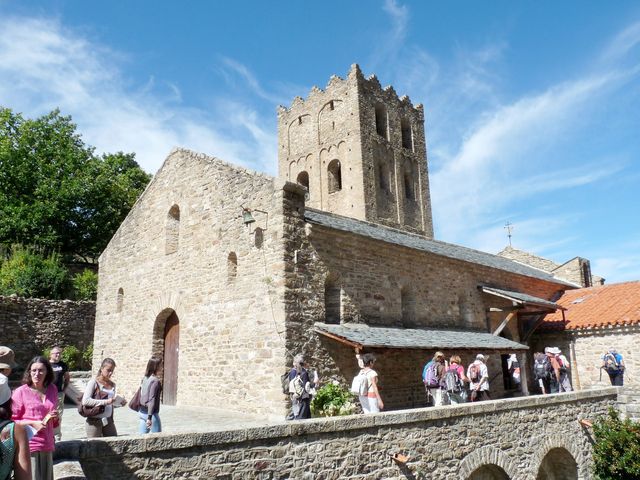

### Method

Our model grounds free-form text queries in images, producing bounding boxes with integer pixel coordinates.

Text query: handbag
[128,386,142,411]
[77,382,108,417]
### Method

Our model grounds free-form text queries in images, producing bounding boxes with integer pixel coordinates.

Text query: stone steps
[64,371,91,406]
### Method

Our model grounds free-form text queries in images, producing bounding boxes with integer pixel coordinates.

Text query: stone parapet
[56,388,618,479]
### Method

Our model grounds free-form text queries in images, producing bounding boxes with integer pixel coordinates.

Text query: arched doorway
[153,309,180,406]
[467,464,510,480]
[536,448,578,480]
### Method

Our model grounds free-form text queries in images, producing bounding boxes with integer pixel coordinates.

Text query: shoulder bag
[77,381,108,417]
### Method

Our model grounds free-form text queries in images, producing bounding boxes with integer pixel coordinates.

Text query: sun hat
[476,354,485,361]
[0,374,11,405]
[548,347,561,355]
[0,346,16,370]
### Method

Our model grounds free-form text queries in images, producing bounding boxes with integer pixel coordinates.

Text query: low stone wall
[56,388,618,479]
[0,295,95,369]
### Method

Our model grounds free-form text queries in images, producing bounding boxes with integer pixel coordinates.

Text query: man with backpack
[423,352,446,406]
[467,354,490,402]
[544,347,562,393]
[443,355,468,404]
[601,348,625,386]
[533,352,551,394]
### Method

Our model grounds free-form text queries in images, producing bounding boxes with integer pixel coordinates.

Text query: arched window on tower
[327,159,342,194]
[296,171,310,194]
[401,287,417,327]
[166,204,180,254]
[377,161,389,192]
[401,118,413,150]
[404,161,416,200]
[375,104,388,140]
[227,252,237,282]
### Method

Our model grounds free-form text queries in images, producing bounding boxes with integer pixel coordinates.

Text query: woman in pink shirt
[11,356,59,480]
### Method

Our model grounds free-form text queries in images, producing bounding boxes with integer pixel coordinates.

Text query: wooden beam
[493,311,518,336]
[314,329,362,349]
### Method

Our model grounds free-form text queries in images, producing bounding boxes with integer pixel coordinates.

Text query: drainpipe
[569,335,581,390]
[519,351,529,396]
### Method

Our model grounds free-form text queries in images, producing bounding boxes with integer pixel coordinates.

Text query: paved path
[58,403,277,440]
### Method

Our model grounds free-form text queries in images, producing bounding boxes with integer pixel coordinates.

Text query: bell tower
[277,64,433,238]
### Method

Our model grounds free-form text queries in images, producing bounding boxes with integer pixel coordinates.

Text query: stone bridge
[56,388,618,479]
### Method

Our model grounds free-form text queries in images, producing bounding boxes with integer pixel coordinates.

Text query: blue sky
[1,1,639,283]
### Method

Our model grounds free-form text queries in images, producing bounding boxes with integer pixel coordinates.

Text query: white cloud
[0,14,277,175]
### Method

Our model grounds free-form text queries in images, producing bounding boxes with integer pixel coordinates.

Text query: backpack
[468,363,481,383]
[289,373,305,397]
[604,353,621,373]
[423,361,440,388]
[443,367,463,393]
[533,357,551,381]
[350,369,369,396]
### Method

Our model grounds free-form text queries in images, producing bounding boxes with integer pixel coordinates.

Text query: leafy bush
[311,382,356,417]
[82,343,93,370]
[61,345,82,370]
[592,408,640,479]
[72,269,98,300]
[0,244,70,299]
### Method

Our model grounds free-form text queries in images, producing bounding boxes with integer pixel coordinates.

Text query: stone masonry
[0,295,95,369]
[531,325,639,389]
[56,388,617,479]
[95,66,574,418]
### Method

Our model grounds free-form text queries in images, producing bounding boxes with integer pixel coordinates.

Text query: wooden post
[493,311,518,336]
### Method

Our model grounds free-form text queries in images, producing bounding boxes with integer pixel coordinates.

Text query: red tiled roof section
[540,281,640,331]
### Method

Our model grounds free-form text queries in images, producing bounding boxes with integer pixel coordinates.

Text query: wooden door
[163,311,179,405]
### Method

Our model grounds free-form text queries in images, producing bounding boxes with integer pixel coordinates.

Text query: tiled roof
[314,322,529,351]
[480,286,560,310]
[539,281,640,331]
[305,209,574,287]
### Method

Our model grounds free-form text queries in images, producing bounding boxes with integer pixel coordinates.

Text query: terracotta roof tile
[539,281,640,331]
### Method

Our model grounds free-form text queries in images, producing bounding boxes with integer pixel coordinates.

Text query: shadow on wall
[54,440,137,480]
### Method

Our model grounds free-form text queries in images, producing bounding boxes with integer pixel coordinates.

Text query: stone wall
[94,148,289,417]
[0,295,95,369]
[284,214,568,409]
[58,388,617,480]
[531,325,639,389]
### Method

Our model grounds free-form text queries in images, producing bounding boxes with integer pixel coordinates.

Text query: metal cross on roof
[504,221,514,247]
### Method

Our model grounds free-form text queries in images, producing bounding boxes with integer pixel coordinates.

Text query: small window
[227,252,237,282]
[297,171,310,192]
[375,105,388,139]
[327,159,342,193]
[116,288,124,313]
[401,287,416,327]
[329,100,335,111]
[165,204,180,254]
[404,173,414,200]
[325,281,341,324]
[254,227,264,249]
[401,118,413,150]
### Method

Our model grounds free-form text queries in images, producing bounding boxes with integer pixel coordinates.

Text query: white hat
[0,374,11,405]
[0,346,16,370]
[548,347,561,355]
[476,354,485,361]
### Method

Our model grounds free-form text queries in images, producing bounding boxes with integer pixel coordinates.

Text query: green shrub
[0,244,70,299]
[311,382,356,417]
[81,343,93,370]
[61,345,81,370]
[592,408,640,479]
[72,269,98,300]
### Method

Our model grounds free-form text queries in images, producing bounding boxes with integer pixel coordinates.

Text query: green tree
[0,108,151,261]
[592,408,640,479]
[72,269,98,300]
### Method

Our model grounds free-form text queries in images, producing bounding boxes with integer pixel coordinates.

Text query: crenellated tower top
[277,64,433,238]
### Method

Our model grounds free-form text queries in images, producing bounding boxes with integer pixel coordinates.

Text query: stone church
[94,65,575,417]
